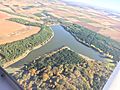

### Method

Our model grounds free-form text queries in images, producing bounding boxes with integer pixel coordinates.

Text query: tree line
[62,23,120,62]
[0,18,53,65]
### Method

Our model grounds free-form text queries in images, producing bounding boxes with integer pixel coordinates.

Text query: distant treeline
[62,23,120,62]
[8,18,41,27]
[0,18,53,65]
[34,11,65,25]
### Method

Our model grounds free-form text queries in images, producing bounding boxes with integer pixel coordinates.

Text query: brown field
[0,11,11,19]
[43,2,120,41]
[0,12,40,44]
[0,0,120,42]
[75,21,100,32]
[98,28,120,41]
[0,6,41,45]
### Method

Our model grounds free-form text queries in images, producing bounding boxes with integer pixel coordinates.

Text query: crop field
[1,0,120,41]
[0,11,10,19]
[0,11,40,44]
[41,2,120,41]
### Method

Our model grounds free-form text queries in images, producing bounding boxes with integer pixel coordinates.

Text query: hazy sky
[64,0,120,12]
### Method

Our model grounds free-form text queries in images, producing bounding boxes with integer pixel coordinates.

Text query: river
[9,25,111,68]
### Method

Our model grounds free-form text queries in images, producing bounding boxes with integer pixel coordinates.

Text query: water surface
[10,25,111,68]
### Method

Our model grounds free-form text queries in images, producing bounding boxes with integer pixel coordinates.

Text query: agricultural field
[1,0,120,41]
[0,11,40,45]
[48,5,120,41]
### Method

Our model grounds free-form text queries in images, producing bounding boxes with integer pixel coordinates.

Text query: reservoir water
[10,25,111,68]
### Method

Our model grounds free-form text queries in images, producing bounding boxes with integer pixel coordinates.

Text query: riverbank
[5,46,66,73]
[45,46,96,62]
[3,29,54,69]
[62,25,114,60]
[5,25,114,73]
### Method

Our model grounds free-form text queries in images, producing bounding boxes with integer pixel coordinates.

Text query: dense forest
[0,18,53,65]
[62,23,120,62]
[13,47,114,90]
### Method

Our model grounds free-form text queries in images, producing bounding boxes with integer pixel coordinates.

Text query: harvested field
[98,28,120,41]
[0,20,40,44]
[0,11,11,19]
[1,0,120,42]
[75,21,100,32]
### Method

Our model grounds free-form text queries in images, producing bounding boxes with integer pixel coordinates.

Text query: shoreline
[63,28,113,60]
[45,46,96,62]
[3,29,54,69]
[5,45,114,73]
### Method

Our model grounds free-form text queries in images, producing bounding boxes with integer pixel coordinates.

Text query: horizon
[63,0,120,13]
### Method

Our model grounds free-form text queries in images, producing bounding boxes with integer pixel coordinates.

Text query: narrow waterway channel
[9,25,111,68]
